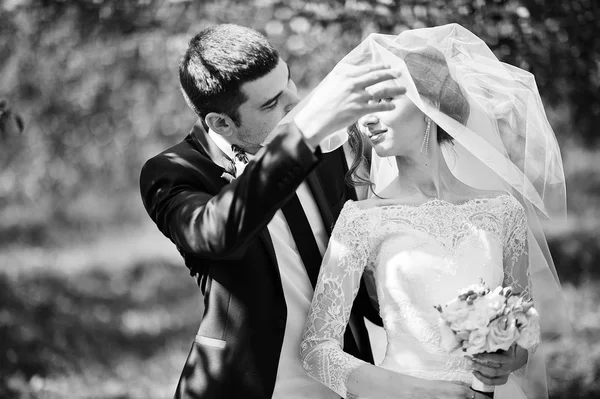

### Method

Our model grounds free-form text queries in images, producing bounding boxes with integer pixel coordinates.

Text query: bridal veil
[282,23,570,399]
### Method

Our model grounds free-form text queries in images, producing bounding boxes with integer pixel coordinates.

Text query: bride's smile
[359,89,429,158]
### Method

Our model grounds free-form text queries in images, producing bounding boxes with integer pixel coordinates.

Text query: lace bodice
[300,195,529,398]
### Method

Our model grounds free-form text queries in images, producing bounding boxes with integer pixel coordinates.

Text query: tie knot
[231,144,249,164]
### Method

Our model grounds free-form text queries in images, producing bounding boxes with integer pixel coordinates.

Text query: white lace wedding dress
[301,194,531,398]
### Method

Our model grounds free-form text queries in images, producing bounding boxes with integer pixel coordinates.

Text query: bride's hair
[345,47,470,191]
[404,47,470,134]
[345,123,373,189]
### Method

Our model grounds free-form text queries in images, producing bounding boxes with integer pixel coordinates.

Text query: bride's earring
[420,116,432,156]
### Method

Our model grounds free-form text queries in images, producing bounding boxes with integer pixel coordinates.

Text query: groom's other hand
[294,64,405,149]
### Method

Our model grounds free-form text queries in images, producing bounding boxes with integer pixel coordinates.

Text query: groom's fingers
[362,101,396,114]
[345,63,391,77]
[360,86,407,113]
[357,67,404,88]
[366,84,407,101]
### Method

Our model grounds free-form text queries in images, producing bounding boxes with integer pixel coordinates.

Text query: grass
[0,223,202,399]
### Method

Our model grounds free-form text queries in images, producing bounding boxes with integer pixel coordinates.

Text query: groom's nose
[283,89,301,114]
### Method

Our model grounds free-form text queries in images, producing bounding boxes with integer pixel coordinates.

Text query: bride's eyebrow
[259,64,291,109]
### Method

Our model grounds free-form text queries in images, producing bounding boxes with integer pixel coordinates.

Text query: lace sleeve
[501,197,536,376]
[301,202,373,398]
[502,196,529,298]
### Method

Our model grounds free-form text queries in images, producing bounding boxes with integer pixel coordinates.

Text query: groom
[140,24,402,399]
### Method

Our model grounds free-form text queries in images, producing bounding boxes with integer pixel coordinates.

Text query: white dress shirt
[209,131,338,398]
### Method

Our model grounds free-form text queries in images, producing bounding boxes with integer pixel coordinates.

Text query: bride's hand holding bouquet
[436,283,541,397]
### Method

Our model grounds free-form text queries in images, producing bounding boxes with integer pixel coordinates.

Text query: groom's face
[233,58,299,151]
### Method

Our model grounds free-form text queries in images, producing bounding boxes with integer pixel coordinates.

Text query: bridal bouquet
[435,282,540,394]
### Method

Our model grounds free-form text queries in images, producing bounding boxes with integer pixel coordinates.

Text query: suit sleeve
[140,122,321,261]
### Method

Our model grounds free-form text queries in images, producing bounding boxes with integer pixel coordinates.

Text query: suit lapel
[305,172,335,236]
[308,147,358,236]
[189,120,281,280]
[259,229,282,285]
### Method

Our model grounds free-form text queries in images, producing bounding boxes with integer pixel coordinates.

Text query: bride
[297,24,569,399]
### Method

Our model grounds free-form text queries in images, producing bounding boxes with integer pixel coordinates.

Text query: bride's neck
[394,144,455,199]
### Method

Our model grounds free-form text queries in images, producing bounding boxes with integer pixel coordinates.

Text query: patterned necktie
[231,144,249,163]
[231,144,249,176]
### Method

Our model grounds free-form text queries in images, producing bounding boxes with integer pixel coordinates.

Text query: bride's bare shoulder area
[352,197,394,210]
[464,187,511,201]
[454,176,510,201]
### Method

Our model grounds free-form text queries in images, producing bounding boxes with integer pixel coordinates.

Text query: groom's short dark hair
[179,24,279,130]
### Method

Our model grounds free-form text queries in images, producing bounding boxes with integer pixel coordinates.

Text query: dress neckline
[349,194,513,212]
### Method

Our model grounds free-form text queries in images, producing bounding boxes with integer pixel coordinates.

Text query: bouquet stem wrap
[472,375,495,393]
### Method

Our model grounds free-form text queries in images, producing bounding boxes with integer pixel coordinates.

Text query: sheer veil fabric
[280,23,570,399]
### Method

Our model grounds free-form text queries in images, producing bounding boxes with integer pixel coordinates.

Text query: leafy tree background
[1,0,599,398]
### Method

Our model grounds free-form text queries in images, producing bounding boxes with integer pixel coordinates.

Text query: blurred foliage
[545,282,600,399]
[1,1,599,398]
[0,259,200,398]
[548,225,600,285]
[0,0,599,240]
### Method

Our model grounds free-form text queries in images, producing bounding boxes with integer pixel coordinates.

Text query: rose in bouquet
[435,282,540,395]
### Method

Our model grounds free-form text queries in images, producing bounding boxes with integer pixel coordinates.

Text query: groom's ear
[205,112,235,137]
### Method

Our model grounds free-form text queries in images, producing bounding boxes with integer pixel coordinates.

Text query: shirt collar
[208,130,236,161]
[208,130,256,162]
[208,130,257,178]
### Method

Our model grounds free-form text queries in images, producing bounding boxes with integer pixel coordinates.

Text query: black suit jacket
[140,121,381,399]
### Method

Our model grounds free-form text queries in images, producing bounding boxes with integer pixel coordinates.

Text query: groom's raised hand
[294,64,405,149]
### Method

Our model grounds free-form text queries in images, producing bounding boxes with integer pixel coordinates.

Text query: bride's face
[358,81,427,158]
